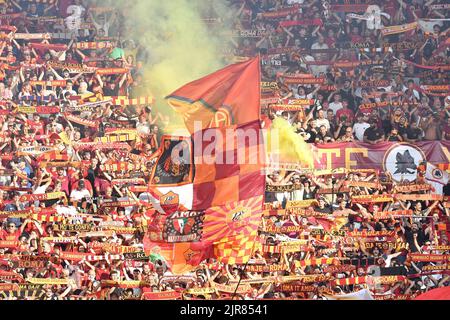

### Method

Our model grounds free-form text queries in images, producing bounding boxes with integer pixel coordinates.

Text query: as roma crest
[160,191,180,215]
[383,143,426,183]
[150,136,193,186]
[227,207,250,229]
[183,248,201,265]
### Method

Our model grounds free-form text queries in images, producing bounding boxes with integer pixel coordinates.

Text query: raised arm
[424,200,440,216]
[48,65,64,80]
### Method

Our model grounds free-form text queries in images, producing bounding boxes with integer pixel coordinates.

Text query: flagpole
[231,243,255,299]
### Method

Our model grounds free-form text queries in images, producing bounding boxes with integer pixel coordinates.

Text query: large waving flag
[166,57,261,133]
[145,57,266,272]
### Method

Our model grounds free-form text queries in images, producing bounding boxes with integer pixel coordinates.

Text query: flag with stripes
[148,120,265,211]
[145,57,265,271]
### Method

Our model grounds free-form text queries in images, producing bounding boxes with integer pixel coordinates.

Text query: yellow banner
[286,199,318,209]
[27,278,73,285]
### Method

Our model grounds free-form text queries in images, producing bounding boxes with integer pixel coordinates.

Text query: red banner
[302,142,450,183]
[283,77,325,85]
[330,4,369,12]
[30,80,66,87]
[262,5,300,19]
[279,19,323,27]
[141,291,182,300]
[95,68,129,75]
[410,254,450,262]
[74,42,115,50]
[347,230,396,238]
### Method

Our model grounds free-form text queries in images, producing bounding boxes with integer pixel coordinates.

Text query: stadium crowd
[0,0,449,300]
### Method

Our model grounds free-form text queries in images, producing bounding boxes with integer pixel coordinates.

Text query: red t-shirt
[350,34,364,43]
[96,269,110,281]
[384,0,399,19]
[0,229,21,241]
[26,119,45,135]
[23,223,43,236]
[65,58,80,65]
[112,215,128,224]
[336,108,355,123]
[325,37,336,48]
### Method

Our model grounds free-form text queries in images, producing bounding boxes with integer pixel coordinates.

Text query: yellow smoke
[97,0,231,134]
[268,118,314,168]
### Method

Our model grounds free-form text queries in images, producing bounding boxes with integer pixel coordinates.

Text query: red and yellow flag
[166,57,261,133]
[202,196,263,242]
[213,231,259,265]
[146,57,265,271]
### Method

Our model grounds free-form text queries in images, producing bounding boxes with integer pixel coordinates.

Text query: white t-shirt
[70,189,91,201]
[402,86,420,100]
[353,122,370,141]
[311,42,329,59]
[67,5,85,17]
[294,93,314,99]
[65,5,85,32]
[309,43,329,76]
[33,185,49,195]
[286,0,305,13]
[52,122,64,133]
[289,189,304,201]
[316,118,330,131]
[328,101,343,115]
[299,54,315,69]
[311,42,329,51]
